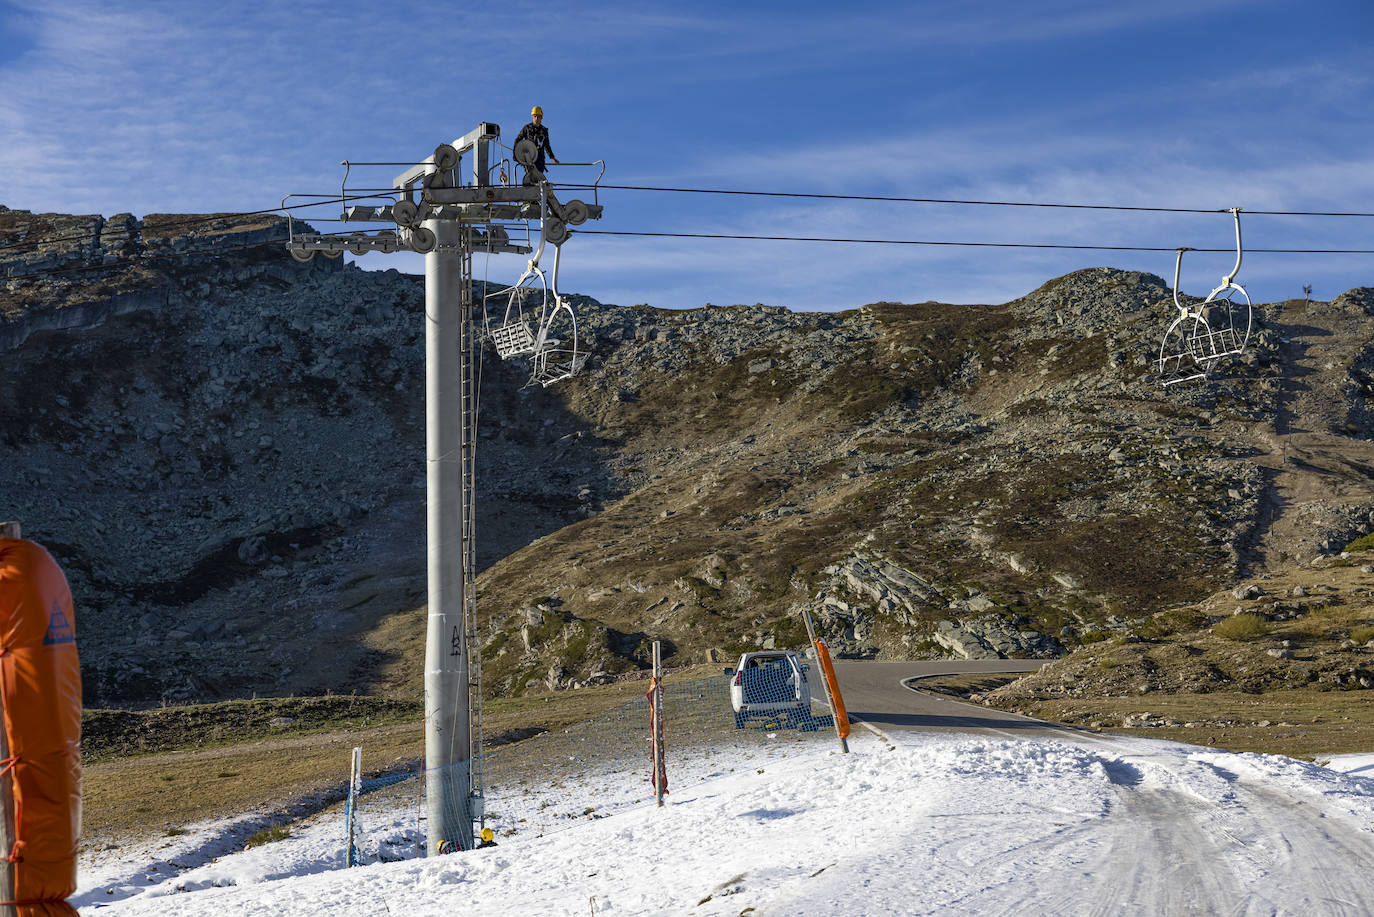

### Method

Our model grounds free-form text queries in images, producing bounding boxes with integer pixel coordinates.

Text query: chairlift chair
[528,294,587,387]
[484,166,591,387]
[486,184,557,360]
[525,243,588,387]
[1158,292,1217,386]
[485,268,546,359]
[1158,208,1253,386]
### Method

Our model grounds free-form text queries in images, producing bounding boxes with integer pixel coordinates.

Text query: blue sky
[1,0,1371,311]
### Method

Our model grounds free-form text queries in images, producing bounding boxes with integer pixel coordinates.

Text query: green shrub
[244,825,291,849]
[1350,624,1374,644]
[1345,533,1374,553]
[1138,606,1207,639]
[1079,630,1111,644]
[1214,613,1270,641]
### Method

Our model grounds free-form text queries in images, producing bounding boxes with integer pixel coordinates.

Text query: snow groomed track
[74,662,1374,915]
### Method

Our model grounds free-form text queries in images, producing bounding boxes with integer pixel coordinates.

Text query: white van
[726,650,814,729]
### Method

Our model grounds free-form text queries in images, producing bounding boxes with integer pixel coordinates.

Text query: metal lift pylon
[282,122,603,856]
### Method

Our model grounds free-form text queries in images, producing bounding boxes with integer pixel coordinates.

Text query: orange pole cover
[0,538,81,917]
[815,640,850,739]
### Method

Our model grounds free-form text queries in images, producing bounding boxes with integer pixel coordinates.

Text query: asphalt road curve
[826,659,1063,738]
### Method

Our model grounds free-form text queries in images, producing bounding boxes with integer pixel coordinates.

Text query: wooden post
[651,642,665,808]
[0,521,16,917]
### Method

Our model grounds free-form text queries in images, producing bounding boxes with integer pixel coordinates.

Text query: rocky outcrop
[807,553,1063,659]
[933,616,1064,660]
[1,208,338,349]
[812,554,943,627]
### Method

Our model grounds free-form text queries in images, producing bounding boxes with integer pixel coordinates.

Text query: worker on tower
[516,105,559,182]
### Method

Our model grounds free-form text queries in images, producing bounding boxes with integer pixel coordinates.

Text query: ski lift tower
[283,123,602,855]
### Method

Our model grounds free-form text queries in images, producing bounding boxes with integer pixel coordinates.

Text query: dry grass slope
[981,545,1374,758]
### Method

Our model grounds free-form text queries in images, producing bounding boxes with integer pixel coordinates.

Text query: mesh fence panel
[346,769,424,863]
[344,663,837,864]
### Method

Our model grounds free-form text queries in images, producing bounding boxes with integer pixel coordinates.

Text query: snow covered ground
[75,727,1374,916]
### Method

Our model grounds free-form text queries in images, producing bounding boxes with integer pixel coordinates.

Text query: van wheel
[734,712,746,729]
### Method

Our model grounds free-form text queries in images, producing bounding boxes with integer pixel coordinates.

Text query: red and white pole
[648,641,667,805]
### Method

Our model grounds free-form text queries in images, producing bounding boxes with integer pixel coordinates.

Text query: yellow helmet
[531,105,543,117]
[480,827,495,843]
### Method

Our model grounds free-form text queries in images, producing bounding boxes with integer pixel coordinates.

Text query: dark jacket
[515,121,556,173]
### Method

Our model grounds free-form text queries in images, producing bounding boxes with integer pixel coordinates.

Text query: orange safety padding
[0,538,81,917]
[815,640,850,739]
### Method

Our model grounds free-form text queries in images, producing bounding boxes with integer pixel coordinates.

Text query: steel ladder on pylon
[458,227,486,835]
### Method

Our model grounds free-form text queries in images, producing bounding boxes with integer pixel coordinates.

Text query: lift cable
[3,224,463,283]
[5,180,1372,258]
[0,190,404,256]
[571,229,1374,255]
[0,237,304,281]
[5,225,1371,287]
[555,184,1374,218]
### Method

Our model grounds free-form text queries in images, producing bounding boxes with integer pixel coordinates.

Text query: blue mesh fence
[345,769,424,864]
[343,659,838,864]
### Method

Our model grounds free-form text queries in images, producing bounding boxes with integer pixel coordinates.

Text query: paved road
[825,659,1063,738]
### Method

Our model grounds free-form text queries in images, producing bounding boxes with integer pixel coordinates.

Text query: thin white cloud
[0,0,1366,313]
[874,0,1267,46]
[582,103,1374,310]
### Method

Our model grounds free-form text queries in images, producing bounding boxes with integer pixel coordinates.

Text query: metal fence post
[345,747,362,867]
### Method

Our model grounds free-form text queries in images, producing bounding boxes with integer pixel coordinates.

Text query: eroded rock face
[933,617,1064,660]
[5,207,1374,705]
[1,209,338,348]
[804,553,1064,659]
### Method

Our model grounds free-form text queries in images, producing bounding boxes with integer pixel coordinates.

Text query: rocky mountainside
[4,207,1373,707]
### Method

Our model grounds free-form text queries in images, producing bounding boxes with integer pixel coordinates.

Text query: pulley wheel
[433,143,459,172]
[544,217,569,245]
[347,232,370,256]
[392,199,419,227]
[563,200,589,225]
[376,230,398,254]
[288,246,315,263]
[513,138,537,167]
[321,247,342,259]
[408,226,437,253]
